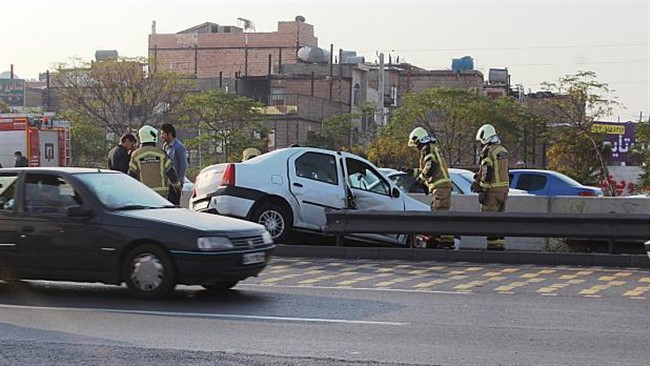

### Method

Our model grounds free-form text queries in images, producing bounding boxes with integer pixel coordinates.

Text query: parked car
[379,168,530,196]
[0,168,274,299]
[190,147,431,245]
[509,169,603,197]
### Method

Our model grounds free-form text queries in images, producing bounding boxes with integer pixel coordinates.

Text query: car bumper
[170,245,275,285]
[192,194,255,219]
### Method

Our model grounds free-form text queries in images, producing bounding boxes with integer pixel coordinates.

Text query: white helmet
[476,124,497,145]
[408,127,428,147]
[138,125,158,144]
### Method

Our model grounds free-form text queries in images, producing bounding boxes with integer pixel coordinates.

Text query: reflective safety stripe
[480,145,509,189]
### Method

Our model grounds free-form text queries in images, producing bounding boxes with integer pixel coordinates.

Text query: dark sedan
[0,168,275,299]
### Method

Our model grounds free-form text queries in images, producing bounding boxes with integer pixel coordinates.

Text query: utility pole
[376,53,385,126]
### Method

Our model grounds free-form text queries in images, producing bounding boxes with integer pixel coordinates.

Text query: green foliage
[59,109,111,168]
[367,88,542,169]
[179,89,266,163]
[306,103,376,151]
[541,71,618,194]
[633,119,650,188]
[0,100,9,113]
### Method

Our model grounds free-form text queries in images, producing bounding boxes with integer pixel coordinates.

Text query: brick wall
[149,20,318,78]
[398,70,484,100]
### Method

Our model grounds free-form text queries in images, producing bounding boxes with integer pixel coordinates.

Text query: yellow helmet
[408,127,428,147]
[242,147,261,161]
[476,124,497,144]
[138,125,158,144]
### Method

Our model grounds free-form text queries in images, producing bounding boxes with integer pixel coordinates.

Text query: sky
[1,0,648,121]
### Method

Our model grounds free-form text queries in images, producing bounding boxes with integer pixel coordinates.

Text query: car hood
[115,208,266,233]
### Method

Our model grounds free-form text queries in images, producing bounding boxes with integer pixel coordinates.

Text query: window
[295,153,338,185]
[346,159,389,195]
[516,174,547,192]
[24,174,82,214]
[0,173,18,211]
[270,88,285,106]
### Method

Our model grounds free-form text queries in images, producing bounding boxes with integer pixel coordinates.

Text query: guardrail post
[608,238,615,254]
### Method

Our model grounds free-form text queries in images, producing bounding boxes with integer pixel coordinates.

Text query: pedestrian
[471,124,510,251]
[14,151,28,167]
[128,125,181,200]
[242,147,261,161]
[160,123,188,205]
[107,133,137,173]
[406,127,454,249]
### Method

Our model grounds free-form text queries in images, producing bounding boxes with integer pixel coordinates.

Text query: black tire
[123,244,176,300]
[251,202,292,243]
[201,280,239,291]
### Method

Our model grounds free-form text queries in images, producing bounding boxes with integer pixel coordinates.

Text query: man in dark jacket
[14,151,28,167]
[108,133,137,173]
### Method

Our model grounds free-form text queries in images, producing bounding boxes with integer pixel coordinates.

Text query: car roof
[0,167,117,174]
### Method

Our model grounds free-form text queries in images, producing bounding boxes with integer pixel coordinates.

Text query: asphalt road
[1,258,649,366]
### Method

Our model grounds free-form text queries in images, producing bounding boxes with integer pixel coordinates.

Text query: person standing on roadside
[107,133,137,173]
[14,151,28,167]
[160,123,187,205]
[471,124,510,251]
[129,125,181,200]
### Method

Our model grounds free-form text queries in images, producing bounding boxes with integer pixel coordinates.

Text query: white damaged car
[190,147,430,245]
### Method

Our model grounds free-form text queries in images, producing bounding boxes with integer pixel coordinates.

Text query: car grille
[230,235,266,249]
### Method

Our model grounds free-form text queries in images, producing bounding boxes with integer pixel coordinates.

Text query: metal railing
[325,210,650,253]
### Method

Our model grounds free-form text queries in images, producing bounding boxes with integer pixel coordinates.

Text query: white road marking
[0,304,407,326]
[240,283,471,295]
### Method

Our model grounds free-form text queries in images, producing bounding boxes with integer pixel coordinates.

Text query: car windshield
[455,170,475,184]
[75,172,174,210]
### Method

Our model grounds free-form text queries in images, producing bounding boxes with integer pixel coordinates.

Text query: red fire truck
[0,113,71,168]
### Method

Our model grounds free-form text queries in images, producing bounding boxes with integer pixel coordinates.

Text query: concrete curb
[274,245,650,269]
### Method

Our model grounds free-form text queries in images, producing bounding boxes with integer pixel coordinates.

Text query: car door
[0,172,20,275]
[288,151,347,230]
[343,155,405,244]
[18,172,106,275]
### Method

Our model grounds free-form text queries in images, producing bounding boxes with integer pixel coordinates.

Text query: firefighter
[471,124,509,250]
[242,147,261,161]
[407,127,454,249]
[128,125,181,200]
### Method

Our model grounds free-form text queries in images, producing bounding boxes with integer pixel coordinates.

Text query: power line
[357,42,650,53]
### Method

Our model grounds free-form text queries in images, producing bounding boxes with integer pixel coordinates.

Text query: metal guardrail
[325,210,650,253]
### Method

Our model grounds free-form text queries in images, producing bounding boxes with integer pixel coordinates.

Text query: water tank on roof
[297,46,330,64]
[451,56,474,72]
[340,50,362,64]
[488,68,509,84]
[95,50,119,61]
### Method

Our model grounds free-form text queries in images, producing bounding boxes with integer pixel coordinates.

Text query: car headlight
[262,231,273,244]
[197,237,233,251]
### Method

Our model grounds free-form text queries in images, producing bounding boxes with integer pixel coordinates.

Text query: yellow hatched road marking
[486,276,507,282]
[427,266,448,271]
[606,281,626,286]
[413,279,449,288]
[566,279,586,285]
[584,295,602,298]
[500,268,520,273]
[448,275,469,280]
[576,271,594,276]
[614,272,632,277]
[453,284,474,290]
[598,276,616,281]
[299,275,340,284]
[375,278,410,287]
[483,272,503,277]
[537,287,557,293]
[409,270,428,275]
[496,286,515,292]
[559,275,578,280]
[629,297,647,300]
[304,270,325,275]
[465,267,483,272]
[539,269,556,274]
[521,273,539,278]
[526,278,546,283]
[376,268,394,273]
[639,277,650,283]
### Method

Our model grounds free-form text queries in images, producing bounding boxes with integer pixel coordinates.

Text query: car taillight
[221,164,235,186]
[578,191,596,197]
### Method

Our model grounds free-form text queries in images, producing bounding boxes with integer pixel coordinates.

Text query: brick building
[148,16,317,79]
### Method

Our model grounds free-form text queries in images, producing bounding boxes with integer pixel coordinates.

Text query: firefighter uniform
[408,127,454,249]
[475,140,510,250]
[128,145,180,199]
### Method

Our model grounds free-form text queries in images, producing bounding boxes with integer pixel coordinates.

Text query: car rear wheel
[123,244,176,300]
[252,203,291,242]
[201,280,239,291]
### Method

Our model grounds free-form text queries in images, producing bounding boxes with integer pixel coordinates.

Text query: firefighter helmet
[408,127,428,147]
[242,147,261,161]
[138,125,158,144]
[476,124,497,145]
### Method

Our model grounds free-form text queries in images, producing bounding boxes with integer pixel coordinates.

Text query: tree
[180,89,266,163]
[633,118,650,189]
[367,88,542,169]
[540,71,619,193]
[53,57,193,137]
[0,99,9,113]
[306,102,376,150]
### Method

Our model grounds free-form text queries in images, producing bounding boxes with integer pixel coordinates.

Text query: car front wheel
[123,244,176,299]
[252,203,291,242]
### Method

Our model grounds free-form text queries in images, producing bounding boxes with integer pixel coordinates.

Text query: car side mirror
[67,205,93,218]
[391,187,401,198]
